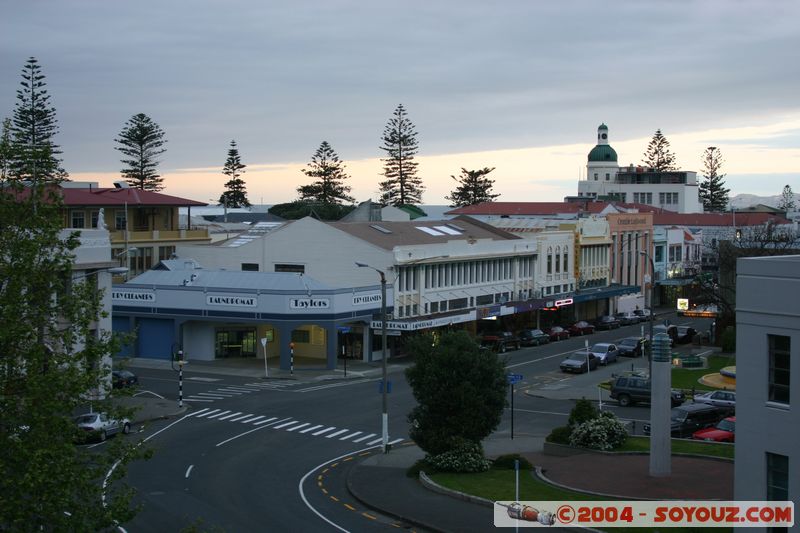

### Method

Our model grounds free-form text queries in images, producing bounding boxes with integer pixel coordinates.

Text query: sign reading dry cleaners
[112,290,156,302]
[206,294,257,307]
[352,293,382,306]
[289,298,330,309]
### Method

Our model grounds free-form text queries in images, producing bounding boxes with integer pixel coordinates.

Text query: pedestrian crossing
[186,407,405,447]
[183,380,294,403]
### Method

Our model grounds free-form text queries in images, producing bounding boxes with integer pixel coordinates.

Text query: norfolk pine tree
[777,184,796,211]
[698,146,730,212]
[219,140,250,208]
[114,113,167,191]
[642,129,677,171]
[0,118,12,181]
[445,167,500,207]
[297,141,355,205]
[378,104,423,206]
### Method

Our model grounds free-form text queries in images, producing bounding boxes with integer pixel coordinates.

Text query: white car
[633,308,652,320]
[588,343,619,365]
[75,412,131,442]
[693,390,736,412]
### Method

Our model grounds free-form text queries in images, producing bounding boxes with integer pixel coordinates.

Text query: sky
[2,1,799,206]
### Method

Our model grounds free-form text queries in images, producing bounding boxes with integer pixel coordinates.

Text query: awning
[573,284,641,303]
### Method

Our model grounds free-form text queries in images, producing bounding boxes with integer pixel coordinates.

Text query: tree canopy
[777,184,796,212]
[297,141,354,205]
[114,113,167,191]
[642,129,677,172]
[698,146,729,212]
[445,167,500,207]
[378,104,423,206]
[219,140,250,208]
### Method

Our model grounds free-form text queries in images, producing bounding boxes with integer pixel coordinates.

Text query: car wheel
[99,430,107,442]
[123,423,131,435]
[499,343,507,354]
[618,394,632,407]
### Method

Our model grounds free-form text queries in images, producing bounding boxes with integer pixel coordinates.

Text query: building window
[655,245,664,263]
[71,210,85,229]
[555,247,561,273]
[768,335,790,404]
[291,329,311,343]
[605,173,610,180]
[159,246,176,261]
[241,263,259,271]
[766,452,789,501]
[563,252,568,273]
[547,247,553,274]
[90,210,99,228]
[275,264,304,273]
[129,247,153,276]
[115,210,127,230]
[430,301,439,313]
[593,173,598,180]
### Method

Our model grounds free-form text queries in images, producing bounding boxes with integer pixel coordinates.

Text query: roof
[125,269,332,291]
[397,204,428,219]
[447,201,663,217]
[598,123,608,130]
[588,144,617,162]
[327,215,519,250]
[201,212,285,223]
[60,187,207,207]
[652,212,791,227]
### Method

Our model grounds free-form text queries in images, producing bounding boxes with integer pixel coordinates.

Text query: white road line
[133,390,165,399]
[296,379,372,393]
[229,413,255,422]
[216,388,250,394]
[215,417,291,447]
[312,426,336,436]
[238,415,265,424]
[187,408,211,417]
[351,433,376,443]
[506,349,578,368]
[366,437,383,445]
[184,398,214,402]
[325,429,349,439]
[209,391,240,396]
[185,465,194,479]
[299,424,323,434]
[273,420,301,430]
[510,407,569,416]
[339,431,362,441]
[217,412,244,421]
[286,422,310,432]
[187,377,221,382]
[194,393,228,399]
[388,438,404,445]
[253,417,278,426]
[194,409,221,418]
[205,410,231,419]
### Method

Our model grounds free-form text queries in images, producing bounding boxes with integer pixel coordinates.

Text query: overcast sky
[2,1,799,204]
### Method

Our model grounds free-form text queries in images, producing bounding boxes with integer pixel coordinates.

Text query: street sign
[372,328,402,336]
[507,373,523,384]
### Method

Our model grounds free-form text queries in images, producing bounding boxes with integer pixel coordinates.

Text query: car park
[674,326,698,344]
[112,370,139,389]
[588,343,619,365]
[595,315,621,330]
[643,403,725,438]
[545,326,570,341]
[617,336,646,357]
[693,390,735,413]
[692,416,735,442]
[559,351,598,373]
[74,412,131,442]
[614,311,639,325]
[518,328,550,347]
[610,375,685,407]
[567,321,595,336]
[479,331,521,353]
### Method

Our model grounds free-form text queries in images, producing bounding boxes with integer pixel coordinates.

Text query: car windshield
[590,344,608,352]
[75,414,98,424]
[566,352,588,362]
[619,339,637,347]
[531,330,544,335]
[717,419,735,432]
[670,409,688,422]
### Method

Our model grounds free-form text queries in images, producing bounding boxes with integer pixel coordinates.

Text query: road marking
[300,424,323,434]
[366,437,383,445]
[217,412,243,421]
[330,496,339,502]
[187,377,222,382]
[238,415,265,424]
[351,433,376,443]
[296,378,374,393]
[195,393,229,399]
[273,420,302,430]
[229,413,256,422]
[388,438,404,445]
[339,431,362,441]
[312,426,336,436]
[184,398,214,402]
[185,465,194,479]
[216,388,250,394]
[215,417,291,447]
[343,457,353,462]
[287,422,310,432]
[325,429,349,439]
[253,417,279,426]
[506,349,579,368]
[362,512,377,520]
[194,409,221,418]
[188,408,211,417]
[133,390,165,399]
[508,407,569,416]
[344,504,356,511]
[205,410,231,419]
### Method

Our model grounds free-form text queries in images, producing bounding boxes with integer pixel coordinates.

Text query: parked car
[479,331,521,353]
[588,343,619,365]
[692,416,735,442]
[112,370,139,389]
[75,412,131,442]
[633,308,652,321]
[614,311,639,325]
[594,315,621,330]
[567,321,595,336]
[648,324,676,347]
[693,390,736,413]
[617,336,647,357]
[518,328,550,347]
[674,326,698,345]
[559,351,599,374]
[545,326,570,341]
[609,375,685,407]
[644,403,725,438]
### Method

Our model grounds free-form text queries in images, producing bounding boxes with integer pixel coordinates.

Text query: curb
[419,471,493,508]
[535,465,652,501]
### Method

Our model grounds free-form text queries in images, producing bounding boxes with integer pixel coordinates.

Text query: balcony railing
[109,228,209,242]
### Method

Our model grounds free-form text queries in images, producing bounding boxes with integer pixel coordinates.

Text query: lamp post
[639,251,655,378]
[355,261,389,453]
[115,247,138,280]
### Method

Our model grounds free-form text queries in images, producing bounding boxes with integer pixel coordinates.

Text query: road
[116,313,712,531]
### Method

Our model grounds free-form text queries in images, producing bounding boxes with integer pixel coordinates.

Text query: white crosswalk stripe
[299,424,323,434]
[366,437,384,445]
[339,431,362,441]
[195,393,229,398]
[253,417,279,426]
[286,422,310,432]
[388,438,404,445]
[194,409,221,418]
[184,397,214,402]
[189,408,211,417]
[273,420,301,430]
[229,413,255,422]
[325,429,349,439]
[238,415,265,424]
[351,433,376,443]
[206,410,231,419]
[217,412,243,421]
[312,426,336,436]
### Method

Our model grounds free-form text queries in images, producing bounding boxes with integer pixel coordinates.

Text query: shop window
[449,297,468,310]
[275,264,305,273]
[291,329,310,343]
[476,294,492,306]
[430,301,439,313]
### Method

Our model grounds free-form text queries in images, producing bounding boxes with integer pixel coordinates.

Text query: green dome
[598,123,608,130]
[588,144,618,162]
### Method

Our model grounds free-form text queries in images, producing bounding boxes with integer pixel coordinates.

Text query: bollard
[290,342,295,375]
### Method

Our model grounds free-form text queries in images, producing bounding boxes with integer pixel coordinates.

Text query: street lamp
[639,250,655,378]
[355,261,389,453]
[115,247,138,280]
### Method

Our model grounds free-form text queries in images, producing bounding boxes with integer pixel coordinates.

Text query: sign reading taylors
[371,311,475,331]
[352,293,382,306]
[112,289,156,302]
[289,298,330,309]
[206,294,257,307]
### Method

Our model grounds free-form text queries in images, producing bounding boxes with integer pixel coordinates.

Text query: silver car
[75,412,131,442]
[588,343,619,365]
[693,390,736,412]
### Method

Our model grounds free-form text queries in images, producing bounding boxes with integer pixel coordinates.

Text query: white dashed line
[273,420,301,430]
[194,409,221,418]
[205,410,231,419]
[339,431,362,441]
[229,413,256,422]
[238,415,265,424]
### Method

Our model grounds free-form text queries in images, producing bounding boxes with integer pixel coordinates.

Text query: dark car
[518,329,550,347]
[614,311,639,325]
[567,321,595,336]
[559,351,598,373]
[479,331,520,353]
[674,326,698,345]
[609,375,685,407]
[643,403,725,438]
[617,337,647,357]
[112,370,138,388]
[545,326,570,341]
[595,315,621,330]
[692,416,735,442]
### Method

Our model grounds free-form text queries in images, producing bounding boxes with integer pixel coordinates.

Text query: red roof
[652,212,791,227]
[446,201,667,216]
[60,187,207,207]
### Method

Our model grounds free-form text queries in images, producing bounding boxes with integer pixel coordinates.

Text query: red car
[568,321,595,336]
[545,326,570,341]
[692,416,735,443]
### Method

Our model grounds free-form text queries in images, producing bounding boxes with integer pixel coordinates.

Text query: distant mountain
[729,193,798,210]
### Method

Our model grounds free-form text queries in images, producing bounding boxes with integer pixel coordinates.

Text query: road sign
[507,373,523,384]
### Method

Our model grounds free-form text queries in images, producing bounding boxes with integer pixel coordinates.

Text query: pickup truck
[479,332,521,353]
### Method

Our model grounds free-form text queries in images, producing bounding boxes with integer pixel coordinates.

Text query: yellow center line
[358,451,372,457]
[330,462,339,468]
[317,475,323,481]
[362,512,377,520]
[344,504,356,511]
[321,488,327,495]
[317,481,322,487]
[342,456,353,462]
[322,468,328,474]
[391,523,402,528]
[330,495,339,502]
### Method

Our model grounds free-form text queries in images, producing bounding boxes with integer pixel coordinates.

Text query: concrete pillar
[649,332,672,476]
[324,325,337,370]
[277,324,297,370]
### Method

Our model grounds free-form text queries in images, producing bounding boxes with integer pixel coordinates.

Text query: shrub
[545,425,572,444]
[568,398,598,427]
[426,440,490,473]
[720,326,736,353]
[492,453,533,470]
[569,412,628,451]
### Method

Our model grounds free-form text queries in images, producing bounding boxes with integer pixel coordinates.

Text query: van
[610,375,685,407]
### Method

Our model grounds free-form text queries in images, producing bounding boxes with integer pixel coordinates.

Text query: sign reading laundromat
[352,293,382,306]
[206,294,257,307]
[289,298,330,309]
[112,289,156,302]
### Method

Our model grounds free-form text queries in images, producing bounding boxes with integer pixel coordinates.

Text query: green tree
[0,181,144,530]
[0,118,12,182]
[378,104,423,206]
[218,140,250,208]
[405,331,507,456]
[115,113,167,191]
[445,167,500,207]
[777,184,796,211]
[297,141,355,205]
[268,200,355,221]
[9,57,67,186]
[698,146,729,212]
[642,129,677,171]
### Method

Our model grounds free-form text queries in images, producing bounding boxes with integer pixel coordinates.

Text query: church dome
[588,144,618,162]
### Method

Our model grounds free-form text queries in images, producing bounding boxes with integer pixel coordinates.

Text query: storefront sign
[555,298,574,307]
[352,293,382,306]
[677,298,689,311]
[206,294,257,307]
[371,311,475,331]
[289,298,330,309]
[112,289,156,302]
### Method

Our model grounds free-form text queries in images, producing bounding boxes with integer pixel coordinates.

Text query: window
[71,210,85,229]
[430,301,439,313]
[159,246,176,261]
[669,244,682,262]
[275,264,304,273]
[547,248,553,274]
[766,452,789,501]
[563,252,568,273]
[291,329,310,343]
[655,245,664,263]
[659,192,665,205]
[130,247,153,275]
[241,263,259,271]
[91,210,99,228]
[555,249,561,273]
[768,335,790,404]
[115,210,127,230]
[605,173,610,180]
[593,173,598,180]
